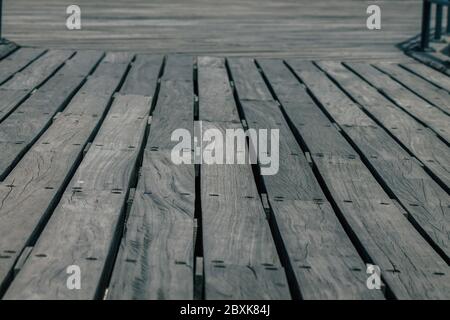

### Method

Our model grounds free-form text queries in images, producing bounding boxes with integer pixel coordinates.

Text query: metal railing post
[435,4,443,39]
[421,0,432,49]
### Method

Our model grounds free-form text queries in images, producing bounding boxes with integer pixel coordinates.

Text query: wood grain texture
[374,62,450,115]
[1,50,73,90]
[0,51,103,179]
[229,58,382,299]
[198,57,289,299]
[108,55,195,300]
[0,89,29,122]
[120,55,163,96]
[0,52,131,292]
[109,150,195,300]
[4,95,151,299]
[400,62,450,93]
[0,50,93,123]
[2,0,422,60]
[0,43,17,60]
[0,48,44,85]
[198,56,240,123]
[278,60,450,299]
[346,62,450,143]
[317,61,450,191]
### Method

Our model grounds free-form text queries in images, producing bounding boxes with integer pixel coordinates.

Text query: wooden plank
[0,52,104,179]
[0,50,96,124]
[318,61,450,191]
[400,62,450,93]
[274,60,450,299]
[204,263,289,300]
[198,57,240,122]
[257,60,361,156]
[198,57,290,300]
[226,58,273,101]
[230,57,382,300]
[0,89,29,122]
[374,62,450,115]
[146,80,194,150]
[1,50,74,90]
[0,52,132,292]
[0,48,45,84]
[292,61,450,259]
[346,62,450,143]
[5,94,151,299]
[0,43,17,60]
[120,55,163,96]
[109,150,195,300]
[108,55,196,300]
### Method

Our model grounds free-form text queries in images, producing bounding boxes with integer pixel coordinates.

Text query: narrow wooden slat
[120,55,163,96]
[0,48,45,84]
[198,56,239,122]
[374,62,450,115]
[229,58,383,300]
[0,53,131,292]
[108,55,195,300]
[0,89,29,121]
[198,57,290,300]
[318,61,450,193]
[0,50,96,124]
[315,62,450,256]
[5,94,151,299]
[346,62,450,143]
[1,50,74,90]
[0,43,17,60]
[294,61,450,260]
[0,51,104,179]
[277,59,450,299]
[400,62,450,93]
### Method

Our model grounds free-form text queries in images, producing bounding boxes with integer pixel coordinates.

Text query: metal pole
[421,1,432,49]
[435,4,443,39]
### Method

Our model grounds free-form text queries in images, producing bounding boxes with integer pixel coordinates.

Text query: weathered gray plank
[205,264,290,300]
[108,55,195,300]
[230,59,384,299]
[109,150,195,300]
[0,48,45,84]
[0,53,131,292]
[0,89,29,122]
[0,50,96,124]
[374,62,450,115]
[198,57,290,299]
[198,57,239,122]
[227,59,273,102]
[0,52,103,179]
[294,61,450,259]
[234,59,383,299]
[146,80,194,150]
[0,43,17,60]
[277,59,450,299]
[346,62,450,143]
[400,62,450,93]
[5,94,151,299]
[120,55,163,96]
[1,50,74,90]
[318,61,450,190]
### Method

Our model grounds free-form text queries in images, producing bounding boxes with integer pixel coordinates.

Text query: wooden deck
[2,0,423,60]
[0,46,448,300]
